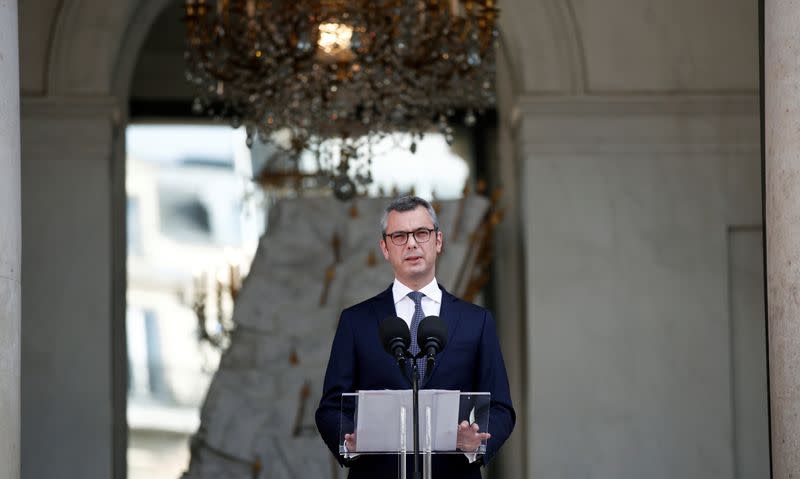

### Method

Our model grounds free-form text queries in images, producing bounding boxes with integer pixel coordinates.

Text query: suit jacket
[315,284,516,479]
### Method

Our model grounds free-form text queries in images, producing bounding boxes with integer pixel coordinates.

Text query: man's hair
[380,195,440,235]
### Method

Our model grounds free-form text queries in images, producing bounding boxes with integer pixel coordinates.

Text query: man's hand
[344,432,357,452]
[456,421,490,452]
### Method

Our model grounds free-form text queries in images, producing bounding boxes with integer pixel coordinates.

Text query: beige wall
[492,1,762,477]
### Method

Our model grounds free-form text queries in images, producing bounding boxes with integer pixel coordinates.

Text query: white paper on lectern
[355,390,412,452]
[354,390,460,452]
[427,390,459,450]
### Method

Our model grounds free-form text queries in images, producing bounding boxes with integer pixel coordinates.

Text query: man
[315,195,515,478]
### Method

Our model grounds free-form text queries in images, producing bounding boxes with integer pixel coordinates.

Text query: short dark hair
[380,195,440,235]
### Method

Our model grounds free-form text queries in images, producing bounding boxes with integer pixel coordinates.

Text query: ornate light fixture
[183,0,499,199]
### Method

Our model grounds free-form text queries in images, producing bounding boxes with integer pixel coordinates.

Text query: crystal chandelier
[183,0,499,199]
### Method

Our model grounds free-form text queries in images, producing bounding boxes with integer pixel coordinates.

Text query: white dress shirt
[392,277,442,327]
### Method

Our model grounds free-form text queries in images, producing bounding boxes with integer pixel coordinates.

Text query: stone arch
[46,0,586,99]
[497,0,587,95]
[41,3,583,478]
[110,0,178,99]
[46,0,174,97]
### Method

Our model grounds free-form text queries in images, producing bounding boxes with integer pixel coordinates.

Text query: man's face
[380,206,443,289]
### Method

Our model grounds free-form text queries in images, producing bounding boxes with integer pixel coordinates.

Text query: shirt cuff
[343,442,359,460]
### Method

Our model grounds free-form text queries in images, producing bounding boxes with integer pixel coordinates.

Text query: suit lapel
[421,285,461,388]
[370,283,396,327]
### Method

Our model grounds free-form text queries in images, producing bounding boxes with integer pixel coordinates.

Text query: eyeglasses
[384,227,438,246]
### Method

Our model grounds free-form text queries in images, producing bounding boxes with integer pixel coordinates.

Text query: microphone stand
[410,356,421,479]
[399,350,433,479]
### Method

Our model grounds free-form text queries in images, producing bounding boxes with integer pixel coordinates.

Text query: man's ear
[435,231,443,253]
[380,238,390,260]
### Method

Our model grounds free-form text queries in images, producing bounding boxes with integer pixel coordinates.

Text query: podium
[338,391,490,479]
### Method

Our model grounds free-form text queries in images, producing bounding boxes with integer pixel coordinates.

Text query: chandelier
[183,0,499,199]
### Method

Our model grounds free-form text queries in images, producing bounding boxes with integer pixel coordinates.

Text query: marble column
[765,1,800,476]
[0,1,21,479]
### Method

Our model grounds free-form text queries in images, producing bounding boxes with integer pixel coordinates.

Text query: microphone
[379,316,411,369]
[417,316,448,375]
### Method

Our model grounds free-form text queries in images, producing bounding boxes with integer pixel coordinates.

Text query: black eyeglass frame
[382,227,439,246]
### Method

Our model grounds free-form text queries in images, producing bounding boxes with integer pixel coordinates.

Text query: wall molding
[508,93,760,155]
[21,96,121,119]
[513,93,759,115]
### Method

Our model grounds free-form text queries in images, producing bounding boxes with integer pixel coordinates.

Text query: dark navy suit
[315,284,515,479]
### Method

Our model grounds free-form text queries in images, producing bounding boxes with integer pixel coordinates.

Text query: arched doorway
[30,0,542,477]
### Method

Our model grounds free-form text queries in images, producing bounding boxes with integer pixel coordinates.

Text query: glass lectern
[339,390,490,479]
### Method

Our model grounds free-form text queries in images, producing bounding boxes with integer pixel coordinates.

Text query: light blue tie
[408,291,426,380]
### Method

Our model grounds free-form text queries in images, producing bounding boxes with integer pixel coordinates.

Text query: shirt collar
[392,277,442,305]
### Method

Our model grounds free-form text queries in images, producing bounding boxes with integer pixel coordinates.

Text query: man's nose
[406,235,419,248]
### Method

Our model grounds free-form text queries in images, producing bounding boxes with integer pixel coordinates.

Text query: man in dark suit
[315,195,515,478]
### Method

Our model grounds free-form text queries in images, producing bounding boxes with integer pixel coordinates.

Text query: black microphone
[379,316,411,368]
[417,316,448,375]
